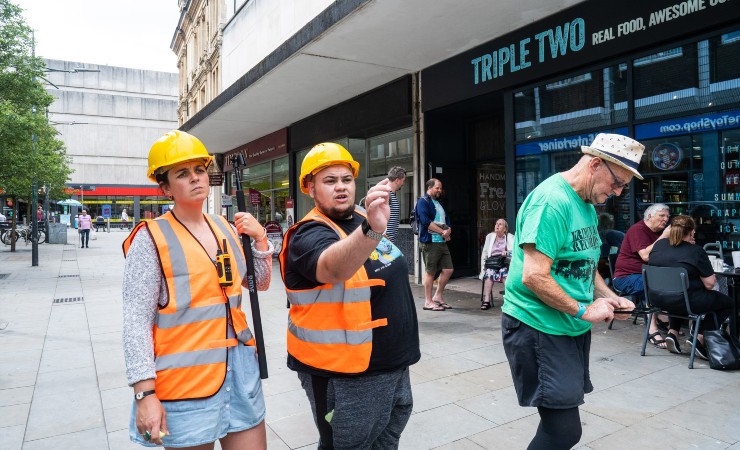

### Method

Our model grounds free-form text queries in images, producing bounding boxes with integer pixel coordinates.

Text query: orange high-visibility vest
[279,207,388,374]
[123,212,254,401]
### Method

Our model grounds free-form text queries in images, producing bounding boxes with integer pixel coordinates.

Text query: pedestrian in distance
[121,130,273,449]
[502,133,641,449]
[121,208,130,230]
[416,178,454,311]
[280,142,420,449]
[386,166,407,243]
[78,209,92,248]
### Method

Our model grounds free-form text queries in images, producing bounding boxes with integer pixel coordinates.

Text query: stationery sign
[422,0,740,111]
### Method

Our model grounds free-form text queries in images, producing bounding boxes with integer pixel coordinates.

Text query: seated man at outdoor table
[613,203,671,348]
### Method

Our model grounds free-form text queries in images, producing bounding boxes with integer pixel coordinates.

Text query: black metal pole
[31,34,38,266]
[231,154,268,379]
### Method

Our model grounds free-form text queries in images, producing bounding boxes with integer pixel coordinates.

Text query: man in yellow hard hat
[279,142,420,449]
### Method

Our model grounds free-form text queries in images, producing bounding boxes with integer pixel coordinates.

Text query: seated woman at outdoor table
[478,218,514,310]
[648,215,734,359]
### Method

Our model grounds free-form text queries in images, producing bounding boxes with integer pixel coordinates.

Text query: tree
[0,0,72,250]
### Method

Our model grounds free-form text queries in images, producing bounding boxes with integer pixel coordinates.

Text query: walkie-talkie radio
[216,238,233,287]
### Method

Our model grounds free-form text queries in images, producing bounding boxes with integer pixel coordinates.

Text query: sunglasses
[602,160,630,190]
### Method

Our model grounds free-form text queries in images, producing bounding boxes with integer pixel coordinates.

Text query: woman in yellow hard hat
[121,130,272,449]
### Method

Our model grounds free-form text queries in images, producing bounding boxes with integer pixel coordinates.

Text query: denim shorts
[612,274,645,302]
[501,313,593,409]
[129,345,265,448]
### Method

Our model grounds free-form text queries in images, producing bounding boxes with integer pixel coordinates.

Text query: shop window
[514,64,628,141]
[633,44,699,120]
[708,28,740,109]
[367,129,412,178]
[635,135,701,220]
[272,156,289,190]
[242,161,271,192]
[294,148,312,219]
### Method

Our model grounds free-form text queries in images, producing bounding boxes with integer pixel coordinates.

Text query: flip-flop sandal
[648,331,667,349]
[435,301,453,309]
[423,305,445,311]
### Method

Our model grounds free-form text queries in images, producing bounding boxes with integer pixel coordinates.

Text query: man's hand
[365,178,391,233]
[611,297,635,320]
[581,297,620,323]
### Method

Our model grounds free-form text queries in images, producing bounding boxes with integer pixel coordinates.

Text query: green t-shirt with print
[502,173,600,336]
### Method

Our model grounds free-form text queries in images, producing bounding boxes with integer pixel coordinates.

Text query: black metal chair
[641,265,711,369]
[607,253,640,329]
[703,241,723,261]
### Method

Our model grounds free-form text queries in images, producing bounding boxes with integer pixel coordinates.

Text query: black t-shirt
[648,239,714,301]
[282,212,420,377]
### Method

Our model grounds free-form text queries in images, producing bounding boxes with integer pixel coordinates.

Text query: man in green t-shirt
[502,133,644,449]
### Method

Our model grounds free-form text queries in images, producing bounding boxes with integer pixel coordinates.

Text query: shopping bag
[703,328,740,370]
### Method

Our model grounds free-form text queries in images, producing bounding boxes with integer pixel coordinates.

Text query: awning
[182,0,583,153]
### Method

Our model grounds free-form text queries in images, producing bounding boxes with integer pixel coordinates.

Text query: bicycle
[1,224,46,245]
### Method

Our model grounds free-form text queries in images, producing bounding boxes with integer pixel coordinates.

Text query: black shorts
[501,313,593,409]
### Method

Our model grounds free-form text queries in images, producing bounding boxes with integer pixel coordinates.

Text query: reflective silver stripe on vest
[157,303,226,329]
[287,284,370,306]
[155,220,192,310]
[228,294,240,309]
[210,215,246,277]
[237,328,254,344]
[288,316,372,346]
[155,347,226,371]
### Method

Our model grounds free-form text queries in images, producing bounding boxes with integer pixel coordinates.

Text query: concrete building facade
[45,59,178,224]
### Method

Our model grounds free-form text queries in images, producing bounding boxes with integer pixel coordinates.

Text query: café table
[713,267,740,338]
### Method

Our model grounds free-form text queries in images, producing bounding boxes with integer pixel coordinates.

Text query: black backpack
[410,207,420,235]
[410,197,429,236]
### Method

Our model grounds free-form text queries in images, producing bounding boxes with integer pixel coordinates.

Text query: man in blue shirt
[416,178,453,311]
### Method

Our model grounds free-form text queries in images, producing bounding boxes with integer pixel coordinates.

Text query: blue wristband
[573,303,587,320]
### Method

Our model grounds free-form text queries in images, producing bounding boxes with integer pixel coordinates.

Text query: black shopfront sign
[422,0,740,112]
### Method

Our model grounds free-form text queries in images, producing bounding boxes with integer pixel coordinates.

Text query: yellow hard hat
[147,130,213,182]
[299,143,359,194]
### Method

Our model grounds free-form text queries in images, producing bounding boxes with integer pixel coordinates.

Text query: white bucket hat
[581,133,645,180]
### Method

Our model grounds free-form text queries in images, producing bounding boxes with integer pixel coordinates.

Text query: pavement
[1,228,739,450]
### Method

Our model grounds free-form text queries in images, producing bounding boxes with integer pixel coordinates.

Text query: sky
[15,0,181,73]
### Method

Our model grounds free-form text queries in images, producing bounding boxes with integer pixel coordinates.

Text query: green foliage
[0,0,71,201]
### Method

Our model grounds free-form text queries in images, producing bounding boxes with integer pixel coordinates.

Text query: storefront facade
[65,186,170,226]
[288,76,416,261]
[223,128,290,228]
[422,0,740,275]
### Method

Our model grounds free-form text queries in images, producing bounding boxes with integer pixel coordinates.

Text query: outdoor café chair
[641,265,711,369]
